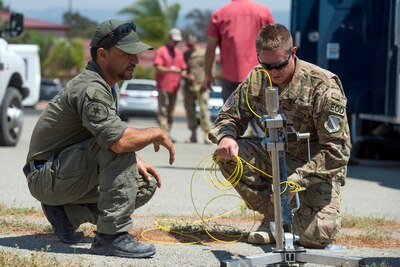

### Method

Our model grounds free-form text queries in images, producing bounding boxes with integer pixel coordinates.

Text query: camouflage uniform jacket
[184,47,206,92]
[209,58,351,188]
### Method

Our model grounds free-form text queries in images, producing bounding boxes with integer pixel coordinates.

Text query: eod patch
[329,101,346,117]
[324,100,346,133]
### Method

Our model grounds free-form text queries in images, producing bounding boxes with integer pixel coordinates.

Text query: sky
[4,0,291,27]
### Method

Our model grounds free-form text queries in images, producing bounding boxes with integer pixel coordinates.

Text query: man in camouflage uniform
[208,24,351,248]
[183,35,213,144]
[23,20,175,258]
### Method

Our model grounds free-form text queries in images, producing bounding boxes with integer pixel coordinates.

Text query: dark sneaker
[90,232,156,258]
[41,203,85,244]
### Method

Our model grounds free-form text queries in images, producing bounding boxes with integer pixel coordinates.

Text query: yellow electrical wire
[245,68,273,119]
[140,67,304,245]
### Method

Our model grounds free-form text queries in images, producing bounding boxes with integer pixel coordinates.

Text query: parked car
[118,79,158,121]
[196,85,224,123]
[39,78,62,101]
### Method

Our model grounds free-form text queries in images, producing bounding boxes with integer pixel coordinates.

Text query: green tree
[119,0,180,47]
[42,38,85,80]
[11,30,56,65]
[183,8,212,42]
[63,12,97,39]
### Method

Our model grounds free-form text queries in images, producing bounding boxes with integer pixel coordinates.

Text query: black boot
[90,232,156,258]
[41,204,84,244]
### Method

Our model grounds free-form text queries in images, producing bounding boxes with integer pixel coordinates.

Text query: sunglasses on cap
[258,54,291,71]
[97,22,137,47]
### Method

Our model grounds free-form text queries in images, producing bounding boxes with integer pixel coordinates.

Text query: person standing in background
[154,28,187,142]
[203,0,275,136]
[183,35,214,144]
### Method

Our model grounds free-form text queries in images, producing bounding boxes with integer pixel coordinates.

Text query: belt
[23,160,46,178]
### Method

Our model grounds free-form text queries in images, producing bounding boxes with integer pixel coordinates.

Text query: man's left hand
[137,156,162,188]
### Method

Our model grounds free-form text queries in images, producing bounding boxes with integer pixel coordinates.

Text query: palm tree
[119,0,180,47]
[184,8,212,42]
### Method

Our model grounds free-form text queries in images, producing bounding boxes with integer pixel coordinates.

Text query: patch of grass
[0,249,79,267]
[0,218,51,235]
[0,204,50,235]
[342,215,397,229]
[0,203,39,217]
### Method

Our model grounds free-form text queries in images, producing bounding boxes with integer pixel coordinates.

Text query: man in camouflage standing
[208,24,351,248]
[183,35,213,144]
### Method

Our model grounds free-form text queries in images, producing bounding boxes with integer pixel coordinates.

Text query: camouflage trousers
[157,90,178,133]
[26,138,157,235]
[216,137,342,248]
[183,88,212,132]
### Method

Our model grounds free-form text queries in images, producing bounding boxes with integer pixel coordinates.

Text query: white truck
[0,13,29,146]
[9,44,41,107]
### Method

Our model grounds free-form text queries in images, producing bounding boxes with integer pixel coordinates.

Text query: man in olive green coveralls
[23,20,175,258]
[209,24,351,248]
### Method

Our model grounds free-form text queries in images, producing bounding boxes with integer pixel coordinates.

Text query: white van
[8,44,41,107]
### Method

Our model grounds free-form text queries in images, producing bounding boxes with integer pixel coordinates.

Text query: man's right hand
[153,130,175,165]
[201,75,213,90]
[216,136,238,161]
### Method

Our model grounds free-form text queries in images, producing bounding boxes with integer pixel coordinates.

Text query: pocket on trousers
[55,145,87,179]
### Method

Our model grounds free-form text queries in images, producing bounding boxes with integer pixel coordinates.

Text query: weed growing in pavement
[0,203,399,247]
[0,249,75,267]
[342,215,395,229]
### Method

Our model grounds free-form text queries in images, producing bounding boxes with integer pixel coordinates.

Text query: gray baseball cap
[90,19,152,54]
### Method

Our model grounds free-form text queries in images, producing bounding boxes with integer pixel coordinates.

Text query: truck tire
[0,87,23,146]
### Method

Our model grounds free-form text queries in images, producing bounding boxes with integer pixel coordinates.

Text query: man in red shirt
[203,0,275,100]
[154,28,187,141]
[203,0,275,136]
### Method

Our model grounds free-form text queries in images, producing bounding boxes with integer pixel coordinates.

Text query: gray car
[39,78,62,101]
[118,79,158,121]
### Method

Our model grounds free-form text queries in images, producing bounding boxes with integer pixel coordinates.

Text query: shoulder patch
[84,101,109,123]
[328,101,346,117]
[86,84,113,106]
[324,114,341,133]
[222,94,234,112]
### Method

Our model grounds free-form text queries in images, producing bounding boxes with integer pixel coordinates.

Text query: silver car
[118,79,158,121]
[196,85,224,123]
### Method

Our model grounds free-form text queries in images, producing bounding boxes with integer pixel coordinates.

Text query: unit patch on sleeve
[328,101,346,117]
[324,114,341,133]
[222,94,234,112]
[85,101,109,123]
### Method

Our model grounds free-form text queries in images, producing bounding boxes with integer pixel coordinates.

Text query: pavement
[0,99,399,266]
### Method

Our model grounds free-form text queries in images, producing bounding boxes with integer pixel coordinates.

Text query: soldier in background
[208,24,351,248]
[183,35,213,144]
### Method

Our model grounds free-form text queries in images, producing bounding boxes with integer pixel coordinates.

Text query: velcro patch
[324,115,341,133]
[85,102,108,123]
[222,94,234,112]
[328,101,346,117]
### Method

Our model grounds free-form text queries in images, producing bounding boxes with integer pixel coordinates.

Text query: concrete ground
[0,100,399,266]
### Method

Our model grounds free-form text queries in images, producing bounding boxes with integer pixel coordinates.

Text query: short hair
[90,47,99,60]
[256,24,293,54]
[186,34,197,43]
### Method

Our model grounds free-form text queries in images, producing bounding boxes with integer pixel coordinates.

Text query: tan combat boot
[204,132,212,144]
[247,218,276,244]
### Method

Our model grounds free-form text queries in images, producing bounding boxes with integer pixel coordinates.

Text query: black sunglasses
[258,54,291,71]
[97,22,137,47]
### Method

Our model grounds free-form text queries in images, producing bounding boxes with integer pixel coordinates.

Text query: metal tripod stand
[220,87,364,267]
